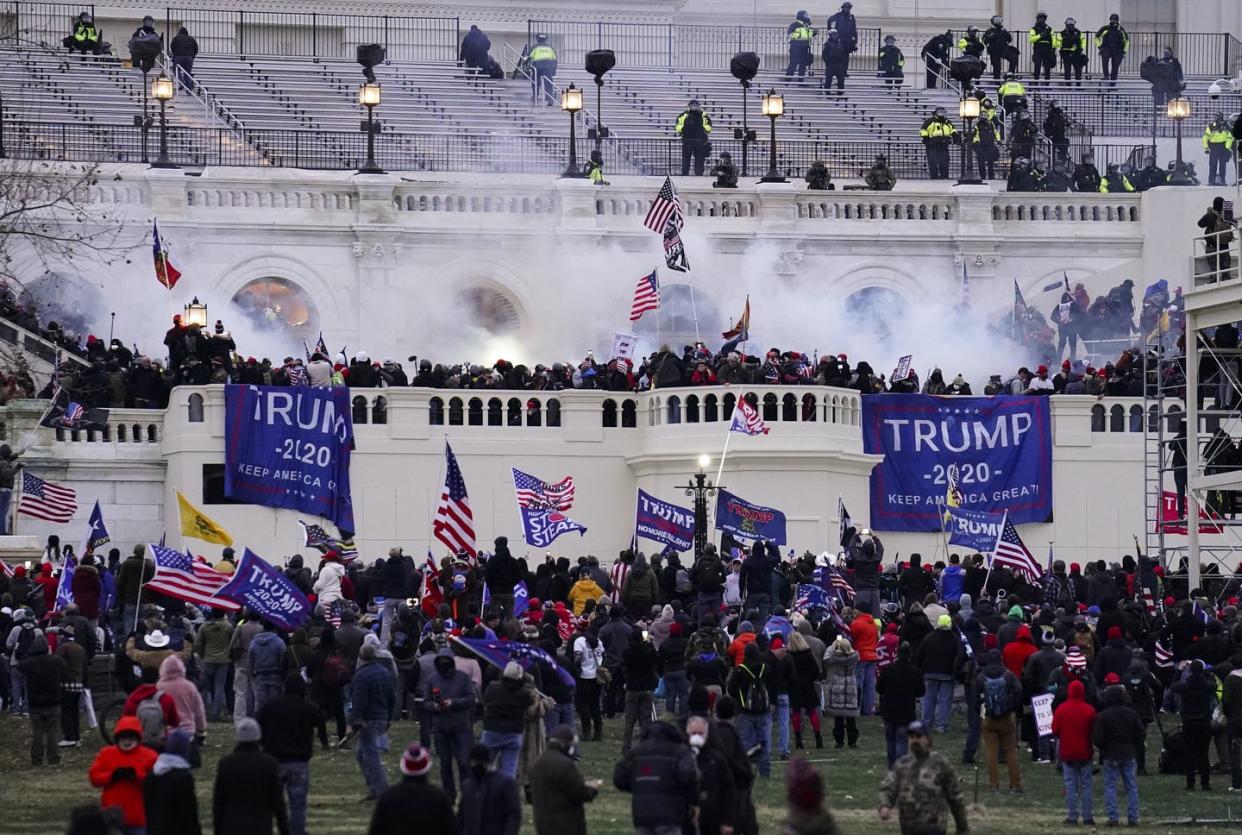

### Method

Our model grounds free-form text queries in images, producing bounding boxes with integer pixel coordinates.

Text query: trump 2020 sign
[224,385,356,532]
[861,395,1052,531]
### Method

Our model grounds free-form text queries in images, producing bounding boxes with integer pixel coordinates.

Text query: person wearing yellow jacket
[1057,18,1086,84]
[1203,112,1235,186]
[675,99,713,176]
[1028,12,1055,81]
[1095,13,1129,84]
[919,107,959,179]
[785,11,816,81]
[1098,163,1135,193]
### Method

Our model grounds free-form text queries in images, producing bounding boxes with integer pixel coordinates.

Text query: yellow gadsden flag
[177,491,233,546]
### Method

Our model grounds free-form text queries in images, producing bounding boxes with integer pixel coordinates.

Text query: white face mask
[689,733,707,748]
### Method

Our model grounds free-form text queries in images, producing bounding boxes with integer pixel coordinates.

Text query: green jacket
[194,618,235,664]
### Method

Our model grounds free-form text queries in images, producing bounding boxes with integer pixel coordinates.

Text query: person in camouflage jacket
[878,722,969,835]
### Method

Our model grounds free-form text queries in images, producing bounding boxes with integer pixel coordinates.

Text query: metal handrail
[161,51,245,132]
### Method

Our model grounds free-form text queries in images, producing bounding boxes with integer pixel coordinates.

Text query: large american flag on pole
[991,513,1041,586]
[145,543,239,610]
[643,176,684,233]
[730,399,770,436]
[17,472,78,523]
[630,270,661,322]
[433,442,476,558]
[512,467,575,511]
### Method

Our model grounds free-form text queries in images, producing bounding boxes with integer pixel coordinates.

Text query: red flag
[420,554,443,617]
[153,220,181,289]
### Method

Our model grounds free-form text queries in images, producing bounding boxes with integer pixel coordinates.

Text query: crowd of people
[4,531,1242,834]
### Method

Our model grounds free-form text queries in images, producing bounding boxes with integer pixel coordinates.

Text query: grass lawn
[1,709,1238,834]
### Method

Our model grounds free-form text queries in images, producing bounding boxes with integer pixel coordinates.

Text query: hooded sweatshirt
[938,564,965,604]
[1002,624,1038,678]
[89,717,159,827]
[1051,679,1096,763]
[157,655,207,735]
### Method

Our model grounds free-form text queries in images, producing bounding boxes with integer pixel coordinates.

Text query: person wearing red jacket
[1052,679,1097,825]
[850,601,880,715]
[123,668,181,745]
[1002,624,1037,678]
[89,716,158,831]
[33,562,58,617]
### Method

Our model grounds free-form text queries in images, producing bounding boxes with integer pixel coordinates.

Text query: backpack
[320,652,351,689]
[675,568,693,595]
[735,664,770,713]
[696,557,724,592]
[982,673,1013,718]
[136,694,165,746]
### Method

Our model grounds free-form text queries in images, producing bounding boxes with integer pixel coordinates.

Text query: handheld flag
[513,580,529,618]
[519,507,588,548]
[177,491,233,546]
[943,506,1005,553]
[420,553,443,617]
[663,221,689,272]
[1013,279,1028,323]
[82,500,111,555]
[55,555,75,610]
[215,548,312,631]
[39,387,108,432]
[152,220,181,289]
[643,176,684,233]
[145,543,239,611]
[838,499,854,549]
[512,468,576,511]
[722,296,751,340]
[434,443,476,558]
[630,270,661,322]
[730,398,769,436]
[297,520,357,563]
[945,463,964,509]
[795,583,831,611]
[959,261,970,308]
[991,513,1042,586]
[17,472,78,523]
[453,636,577,689]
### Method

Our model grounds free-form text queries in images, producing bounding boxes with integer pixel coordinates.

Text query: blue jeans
[199,662,229,719]
[745,593,772,629]
[856,661,877,716]
[663,670,690,718]
[480,729,523,780]
[884,721,908,767]
[355,720,389,798]
[775,694,791,755]
[1062,760,1094,823]
[278,761,310,835]
[1102,758,1139,823]
[544,701,575,737]
[252,674,283,715]
[9,665,27,714]
[0,487,12,534]
[736,711,773,778]
[922,675,954,732]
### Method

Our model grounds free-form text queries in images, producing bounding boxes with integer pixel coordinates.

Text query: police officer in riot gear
[675,99,713,176]
[921,30,953,88]
[1096,13,1129,84]
[786,11,815,82]
[958,26,984,59]
[1029,11,1055,81]
[919,106,958,179]
[983,15,1017,80]
[1204,112,1234,186]
[1058,18,1086,84]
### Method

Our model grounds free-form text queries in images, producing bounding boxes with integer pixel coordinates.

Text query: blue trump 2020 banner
[225,385,355,533]
[944,506,1006,552]
[635,489,694,551]
[714,489,787,545]
[216,548,312,631]
[862,395,1052,531]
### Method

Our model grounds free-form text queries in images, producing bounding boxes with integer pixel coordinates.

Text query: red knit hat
[983,634,998,650]
[1069,562,1081,572]
[669,622,683,638]
[400,743,432,777]
[1104,672,1121,685]
[1106,626,1122,641]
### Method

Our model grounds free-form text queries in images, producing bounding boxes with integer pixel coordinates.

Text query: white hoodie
[313,561,346,606]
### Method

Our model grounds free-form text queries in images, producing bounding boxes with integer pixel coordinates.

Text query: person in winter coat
[423,647,476,801]
[481,661,534,779]
[169,26,198,83]
[876,641,925,767]
[457,742,521,835]
[20,631,65,764]
[937,555,965,604]
[368,743,456,835]
[916,615,963,733]
[824,635,860,747]
[739,540,778,625]
[90,716,159,831]
[613,720,699,833]
[459,24,492,71]
[977,648,1023,792]
[212,717,291,835]
[849,601,879,715]
[1094,626,1132,685]
[567,568,605,617]
[258,674,323,835]
[900,602,932,651]
[306,627,349,748]
[728,620,759,667]
[620,556,661,619]
[782,755,842,835]
[787,630,823,749]
[1052,679,1097,825]
[530,724,598,835]
[56,624,87,745]
[1173,659,1216,791]
[194,608,233,721]
[157,654,206,739]
[71,554,103,625]
[313,558,346,609]
[1222,652,1242,791]
[1093,683,1144,825]
[620,629,660,756]
[351,643,396,801]
[145,729,202,835]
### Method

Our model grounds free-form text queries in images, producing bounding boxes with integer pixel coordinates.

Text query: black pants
[832,716,858,746]
[976,148,997,179]
[1184,721,1213,788]
[603,665,626,715]
[1033,46,1054,80]
[926,143,951,179]
[681,140,708,176]
[1101,51,1122,80]
[785,43,811,79]
[60,689,81,742]
[824,65,846,90]
[1061,54,1083,81]
[925,59,942,88]
[1208,145,1232,185]
[314,702,346,747]
[575,677,603,737]
[989,51,1015,79]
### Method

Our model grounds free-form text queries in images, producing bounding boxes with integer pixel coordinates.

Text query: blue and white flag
[55,556,75,610]
[519,507,588,549]
[82,500,111,555]
[763,615,794,641]
[481,582,491,610]
[215,548,312,631]
[453,636,576,688]
[943,505,1006,553]
[795,583,831,611]
[635,489,694,552]
[514,580,529,618]
[1193,601,1213,625]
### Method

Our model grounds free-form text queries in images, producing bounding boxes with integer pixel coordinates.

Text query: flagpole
[937,499,951,563]
[685,269,702,345]
[984,510,1007,593]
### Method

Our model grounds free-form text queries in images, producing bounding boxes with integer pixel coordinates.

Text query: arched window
[429,397,444,425]
[468,398,483,426]
[131,424,142,441]
[117,423,128,442]
[1109,404,1125,432]
[667,395,682,425]
[802,393,818,422]
[146,425,158,442]
[448,397,464,426]
[622,400,637,428]
[781,393,797,422]
[704,394,719,423]
[487,398,503,426]
[547,398,561,427]
[686,394,700,424]
[527,399,542,427]
[230,276,319,340]
[723,393,737,418]
[372,396,387,425]
[762,393,778,422]
[352,395,369,425]
[650,397,660,427]
[1090,404,1105,432]
[507,398,522,426]
[187,393,204,423]
[1128,404,1143,433]
[602,399,618,428]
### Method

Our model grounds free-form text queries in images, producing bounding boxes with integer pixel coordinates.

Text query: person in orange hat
[89,716,158,830]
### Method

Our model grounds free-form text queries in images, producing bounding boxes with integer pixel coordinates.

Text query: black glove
[111,766,137,783]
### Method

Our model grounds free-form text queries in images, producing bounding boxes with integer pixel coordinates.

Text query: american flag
[991,514,1042,586]
[828,566,855,601]
[152,219,181,289]
[730,399,770,436]
[1153,640,1173,668]
[795,583,830,611]
[298,520,358,563]
[512,467,575,511]
[643,176,684,233]
[63,402,84,424]
[0,560,12,578]
[663,221,689,272]
[1141,588,1159,616]
[630,270,661,322]
[434,443,476,558]
[145,544,239,611]
[17,472,78,523]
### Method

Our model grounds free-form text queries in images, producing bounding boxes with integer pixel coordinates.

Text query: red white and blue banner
[635,489,694,552]
[862,395,1052,531]
[224,385,355,533]
[215,547,312,630]
[714,489,787,545]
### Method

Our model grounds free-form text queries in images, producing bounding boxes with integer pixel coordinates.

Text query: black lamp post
[730,52,760,177]
[956,94,982,184]
[358,81,384,174]
[560,83,585,178]
[681,454,720,560]
[585,49,615,152]
[759,89,787,183]
[137,69,151,164]
[1167,97,1192,185]
[150,72,177,169]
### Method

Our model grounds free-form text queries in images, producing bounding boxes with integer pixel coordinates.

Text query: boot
[794,731,804,749]
[814,731,824,749]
